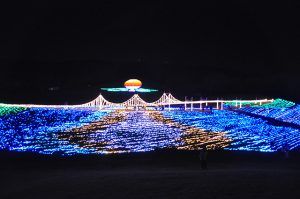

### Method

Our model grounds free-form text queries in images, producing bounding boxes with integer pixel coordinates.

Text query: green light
[0,104,27,116]
[225,98,295,108]
[225,101,258,106]
[101,88,158,93]
[135,88,158,93]
[261,99,295,108]
[101,88,128,92]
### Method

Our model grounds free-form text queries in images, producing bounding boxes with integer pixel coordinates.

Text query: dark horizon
[1,1,299,104]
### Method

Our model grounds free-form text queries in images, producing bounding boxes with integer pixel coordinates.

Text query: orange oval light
[124,79,142,91]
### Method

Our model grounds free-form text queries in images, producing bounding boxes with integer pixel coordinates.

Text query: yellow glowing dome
[124,79,142,91]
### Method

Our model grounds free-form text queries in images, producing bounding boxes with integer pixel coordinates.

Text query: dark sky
[0,0,299,104]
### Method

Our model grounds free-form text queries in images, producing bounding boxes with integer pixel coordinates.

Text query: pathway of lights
[59,111,183,154]
[162,110,300,152]
[58,111,231,154]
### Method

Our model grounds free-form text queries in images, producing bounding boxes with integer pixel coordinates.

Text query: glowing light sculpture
[101,79,158,93]
[124,79,142,91]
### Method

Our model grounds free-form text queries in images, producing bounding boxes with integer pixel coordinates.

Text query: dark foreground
[0,150,299,199]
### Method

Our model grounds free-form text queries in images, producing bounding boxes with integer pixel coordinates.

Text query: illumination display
[240,105,300,126]
[0,107,110,154]
[162,110,300,152]
[260,98,295,108]
[0,101,299,155]
[124,79,142,91]
[101,79,158,93]
[0,104,26,116]
[225,98,295,108]
[101,87,158,93]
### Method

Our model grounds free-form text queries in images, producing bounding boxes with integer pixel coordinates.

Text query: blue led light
[240,105,300,125]
[0,108,110,154]
[0,103,299,155]
[162,110,300,152]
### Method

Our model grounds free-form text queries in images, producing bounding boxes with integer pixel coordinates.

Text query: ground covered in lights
[0,99,299,155]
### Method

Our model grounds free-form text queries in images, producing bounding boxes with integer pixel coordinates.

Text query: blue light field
[162,110,300,152]
[0,103,299,155]
[0,108,110,155]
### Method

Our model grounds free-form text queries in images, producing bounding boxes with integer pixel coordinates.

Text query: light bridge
[2,93,274,110]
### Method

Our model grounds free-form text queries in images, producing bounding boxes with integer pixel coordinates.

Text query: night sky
[0,0,299,104]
